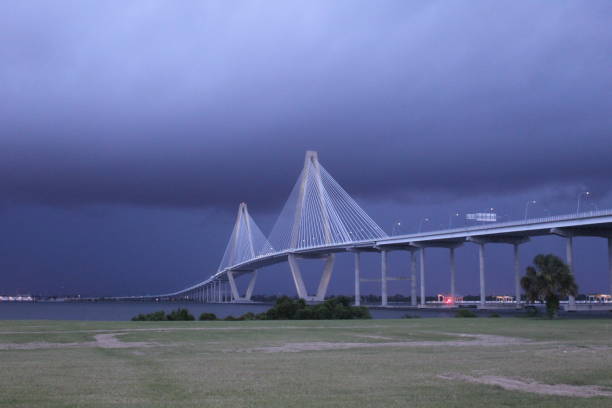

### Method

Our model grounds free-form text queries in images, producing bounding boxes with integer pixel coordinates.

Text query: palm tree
[520,254,578,318]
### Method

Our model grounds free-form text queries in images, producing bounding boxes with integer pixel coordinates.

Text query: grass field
[1,317,611,407]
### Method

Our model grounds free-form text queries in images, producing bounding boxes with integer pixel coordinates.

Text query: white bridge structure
[139,151,612,309]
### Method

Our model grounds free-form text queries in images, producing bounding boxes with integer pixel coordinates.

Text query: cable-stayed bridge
[131,151,612,309]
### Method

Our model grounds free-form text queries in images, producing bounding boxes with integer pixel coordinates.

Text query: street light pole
[418,217,430,233]
[524,200,536,221]
[391,221,402,236]
[448,212,460,228]
[577,191,590,214]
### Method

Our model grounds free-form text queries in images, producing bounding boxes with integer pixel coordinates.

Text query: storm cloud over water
[0,1,611,296]
[2,1,611,210]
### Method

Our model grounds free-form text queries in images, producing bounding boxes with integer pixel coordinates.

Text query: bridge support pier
[411,250,417,306]
[609,238,612,298]
[246,271,257,301]
[514,243,521,308]
[566,236,576,309]
[288,253,335,301]
[227,272,239,301]
[467,236,529,309]
[450,247,456,301]
[288,254,308,299]
[420,248,426,307]
[381,250,388,306]
[552,227,612,308]
[479,243,486,308]
[354,252,361,306]
[407,241,462,307]
[227,270,258,302]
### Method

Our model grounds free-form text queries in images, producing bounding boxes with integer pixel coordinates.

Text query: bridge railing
[389,208,612,240]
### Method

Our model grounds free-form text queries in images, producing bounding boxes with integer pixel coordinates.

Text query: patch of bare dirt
[0,333,157,350]
[237,333,536,353]
[0,325,388,335]
[353,334,394,340]
[438,374,612,398]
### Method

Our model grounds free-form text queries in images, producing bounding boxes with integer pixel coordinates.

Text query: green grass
[0,318,611,407]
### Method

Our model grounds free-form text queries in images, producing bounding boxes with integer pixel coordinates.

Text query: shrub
[403,314,421,319]
[166,308,195,321]
[455,309,477,318]
[266,296,306,320]
[199,312,217,321]
[261,296,371,320]
[131,310,167,321]
[488,313,500,318]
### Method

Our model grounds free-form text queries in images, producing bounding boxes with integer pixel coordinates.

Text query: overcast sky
[1,1,611,297]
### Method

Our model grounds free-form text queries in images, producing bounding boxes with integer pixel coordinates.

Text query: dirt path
[238,333,537,353]
[438,374,612,398]
[0,325,390,336]
[0,333,157,350]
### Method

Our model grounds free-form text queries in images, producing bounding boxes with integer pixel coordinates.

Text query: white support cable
[267,151,386,252]
[218,203,273,271]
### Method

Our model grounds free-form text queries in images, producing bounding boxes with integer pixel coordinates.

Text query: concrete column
[354,252,361,306]
[420,248,426,307]
[566,236,575,307]
[479,243,486,308]
[227,271,240,301]
[609,238,612,297]
[381,250,388,306]
[514,243,521,308]
[245,271,257,301]
[411,250,417,306]
[288,254,308,299]
[315,255,335,301]
[450,247,456,300]
[218,280,222,303]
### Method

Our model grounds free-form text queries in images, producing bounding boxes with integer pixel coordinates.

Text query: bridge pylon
[218,202,271,302]
[268,150,386,301]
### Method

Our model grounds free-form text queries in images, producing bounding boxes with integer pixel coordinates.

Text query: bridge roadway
[140,209,612,309]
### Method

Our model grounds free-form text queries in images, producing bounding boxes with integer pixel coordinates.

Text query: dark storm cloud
[1,1,611,212]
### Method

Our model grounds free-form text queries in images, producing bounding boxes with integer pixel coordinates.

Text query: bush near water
[131,308,195,321]
[131,296,370,321]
